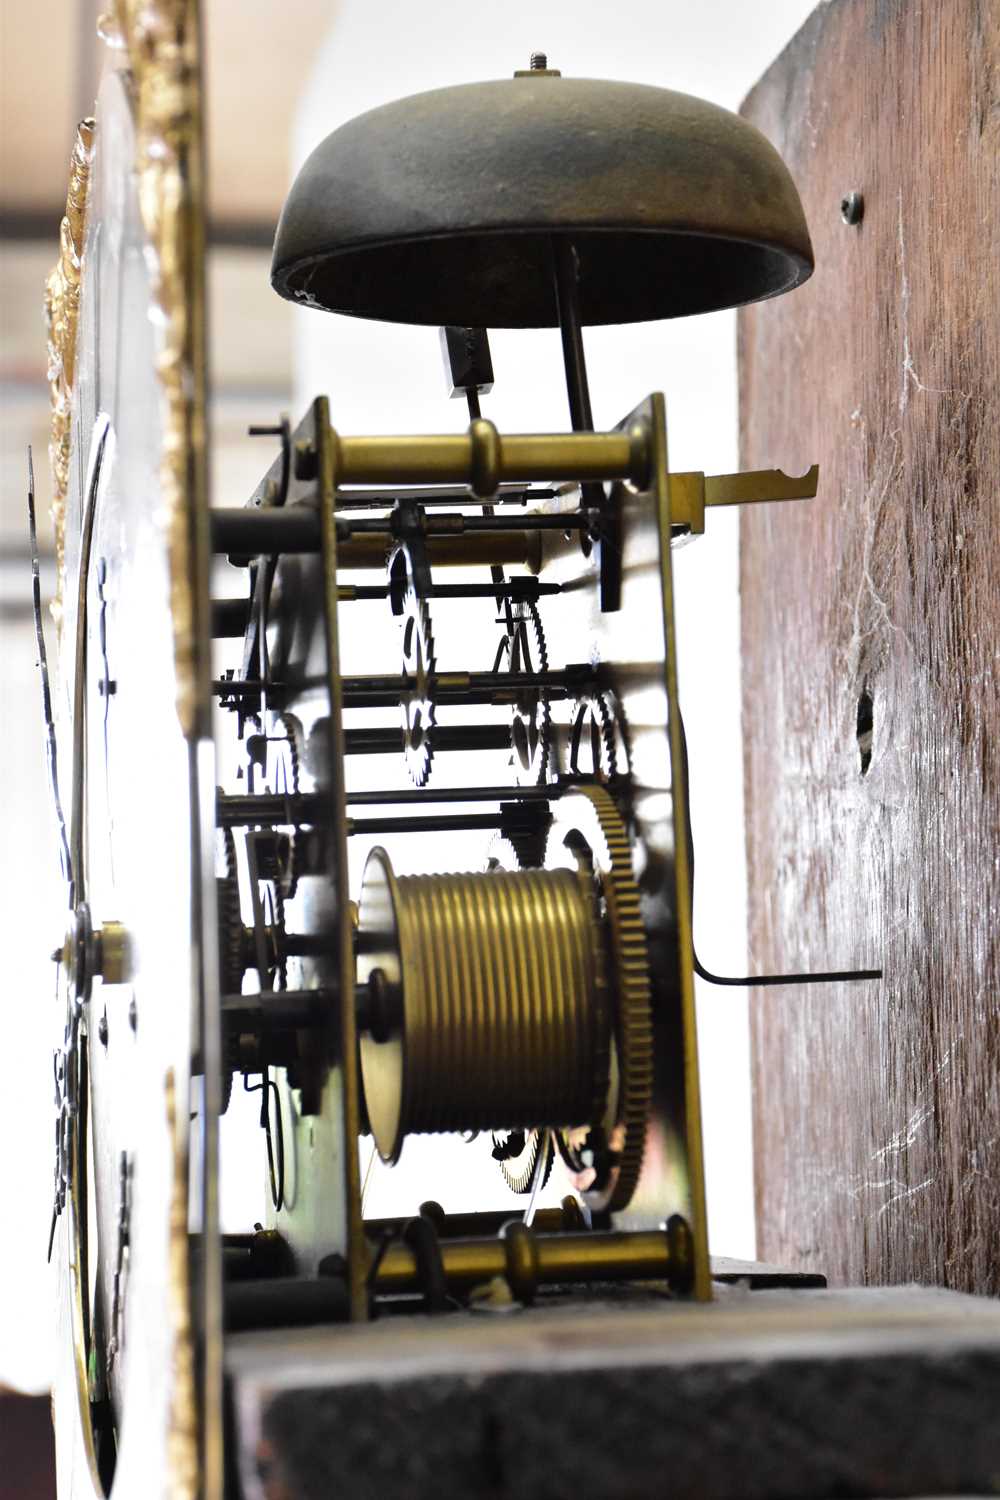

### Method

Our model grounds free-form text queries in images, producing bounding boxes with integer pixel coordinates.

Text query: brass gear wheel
[216,820,243,1114]
[568,689,620,780]
[217,823,243,996]
[269,711,304,899]
[265,884,288,993]
[554,784,653,1213]
[389,543,436,787]
[272,710,302,795]
[503,600,551,786]
[491,1128,554,1195]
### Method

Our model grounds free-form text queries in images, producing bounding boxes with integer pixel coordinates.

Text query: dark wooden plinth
[739,0,1000,1292]
[229,1287,1000,1500]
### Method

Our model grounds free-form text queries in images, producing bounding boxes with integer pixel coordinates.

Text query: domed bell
[271,72,813,328]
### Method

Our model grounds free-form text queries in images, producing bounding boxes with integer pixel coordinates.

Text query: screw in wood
[840,191,864,226]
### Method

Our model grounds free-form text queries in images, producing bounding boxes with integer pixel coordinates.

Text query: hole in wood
[856,688,874,775]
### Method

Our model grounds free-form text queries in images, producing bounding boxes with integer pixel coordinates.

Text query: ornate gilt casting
[98,0,210,739]
[45,118,95,628]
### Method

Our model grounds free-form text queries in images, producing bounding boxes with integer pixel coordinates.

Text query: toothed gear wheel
[273,711,302,796]
[216,820,243,1114]
[218,824,244,996]
[503,600,551,786]
[554,784,653,1213]
[270,712,304,899]
[492,1128,554,1195]
[389,543,436,787]
[270,885,288,992]
[569,690,619,781]
[400,591,435,786]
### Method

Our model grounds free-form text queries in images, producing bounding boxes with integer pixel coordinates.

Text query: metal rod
[342,668,587,691]
[340,692,526,710]
[340,532,543,571]
[216,667,588,704]
[693,953,882,988]
[677,699,883,989]
[210,510,544,570]
[211,597,252,637]
[334,484,553,509]
[211,507,585,552]
[224,1277,349,1331]
[220,988,336,1028]
[552,238,594,433]
[211,508,322,557]
[282,933,334,958]
[217,787,553,827]
[333,426,648,490]
[334,586,389,601]
[364,1199,602,1240]
[345,785,553,806]
[344,725,511,755]
[217,793,325,827]
[213,678,284,698]
[336,580,563,602]
[428,580,562,598]
[374,1222,693,1299]
[341,667,591,710]
[552,237,606,528]
[348,813,504,836]
[216,984,388,1044]
[345,512,588,535]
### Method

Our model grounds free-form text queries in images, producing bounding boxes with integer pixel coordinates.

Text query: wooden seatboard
[229,1286,1000,1500]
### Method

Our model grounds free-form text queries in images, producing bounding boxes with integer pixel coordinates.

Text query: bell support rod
[552,237,621,609]
[552,237,606,525]
[552,238,594,433]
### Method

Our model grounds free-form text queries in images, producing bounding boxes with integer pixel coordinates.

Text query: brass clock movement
[36,10,879,1497]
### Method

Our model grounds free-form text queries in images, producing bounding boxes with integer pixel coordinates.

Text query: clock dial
[50,23,213,1495]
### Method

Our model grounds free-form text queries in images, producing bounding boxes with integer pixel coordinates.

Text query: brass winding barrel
[357,850,609,1161]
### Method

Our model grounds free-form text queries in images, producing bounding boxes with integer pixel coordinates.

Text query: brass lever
[669,463,819,534]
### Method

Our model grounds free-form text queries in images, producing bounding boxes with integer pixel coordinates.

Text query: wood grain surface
[739,0,999,1293]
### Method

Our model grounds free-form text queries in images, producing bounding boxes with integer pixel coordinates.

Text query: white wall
[291,0,819,1261]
